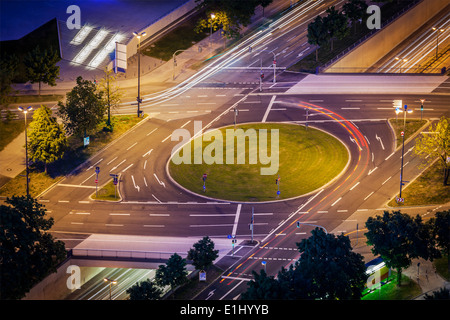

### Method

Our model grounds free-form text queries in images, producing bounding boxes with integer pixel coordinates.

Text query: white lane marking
[232,204,242,237]
[262,95,277,123]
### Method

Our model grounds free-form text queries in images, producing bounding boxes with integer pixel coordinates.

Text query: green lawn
[169,123,349,202]
[388,118,427,149]
[388,159,450,207]
[91,179,120,201]
[362,273,422,300]
[0,115,146,198]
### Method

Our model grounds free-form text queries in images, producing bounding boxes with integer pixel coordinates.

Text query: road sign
[95,179,98,184]
[95,166,100,174]
[199,270,206,282]
[203,173,207,181]
[393,100,402,108]
[401,131,404,136]
[84,136,90,146]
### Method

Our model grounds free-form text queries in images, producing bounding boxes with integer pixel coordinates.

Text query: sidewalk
[0,130,26,187]
[403,257,450,300]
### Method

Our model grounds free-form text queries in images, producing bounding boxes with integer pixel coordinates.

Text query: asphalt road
[19,0,450,300]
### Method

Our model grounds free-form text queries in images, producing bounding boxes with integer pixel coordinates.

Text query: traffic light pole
[399,131,405,199]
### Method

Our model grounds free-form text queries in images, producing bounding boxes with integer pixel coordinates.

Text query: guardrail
[71,248,188,261]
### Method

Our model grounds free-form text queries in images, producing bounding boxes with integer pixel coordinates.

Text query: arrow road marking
[376,134,385,150]
[153,173,166,188]
[142,148,153,157]
[131,175,140,192]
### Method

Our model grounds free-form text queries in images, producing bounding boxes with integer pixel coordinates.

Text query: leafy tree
[0,54,19,106]
[155,253,188,294]
[323,6,349,52]
[241,269,285,300]
[28,105,67,173]
[96,67,123,129]
[0,195,66,299]
[195,0,264,38]
[187,236,219,271]
[126,279,162,300]
[365,211,441,286]
[57,76,106,140]
[414,116,450,185]
[307,15,328,62]
[23,46,60,96]
[295,228,367,299]
[342,0,368,33]
[428,210,449,257]
[424,287,450,300]
[259,0,273,17]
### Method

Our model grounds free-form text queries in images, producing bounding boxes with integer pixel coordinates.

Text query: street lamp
[395,57,408,73]
[133,31,146,117]
[18,106,32,196]
[103,278,117,300]
[395,105,412,202]
[431,27,445,59]
[210,13,216,52]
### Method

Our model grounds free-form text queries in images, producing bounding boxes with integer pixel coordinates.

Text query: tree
[96,67,123,129]
[0,54,19,106]
[342,0,368,34]
[295,228,367,299]
[428,210,449,257]
[155,253,188,294]
[323,6,349,52]
[258,0,273,17]
[187,236,219,271]
[307,15,328,62]
[126,279,162,300]
[365,211,440,286]
[23,46,60,96]
[241,269,285,300]
[414,116,450,185]
[0,195,66,299]
[424,287,450,300]
[195,0,263,38]
[28,105,67,173]
[57,76,106,140]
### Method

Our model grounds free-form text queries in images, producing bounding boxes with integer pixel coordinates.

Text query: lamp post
[395,57,408,73]
[396,105,412,201]
[18,106,32,196]
[210,13,215,52]
[432,27,445,59]
[133,31,146,117]
[103,278,117,300]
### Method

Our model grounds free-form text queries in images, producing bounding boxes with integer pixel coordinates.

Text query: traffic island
[168,123,349,202]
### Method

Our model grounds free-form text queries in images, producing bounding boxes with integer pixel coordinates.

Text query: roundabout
[168,122,350,202]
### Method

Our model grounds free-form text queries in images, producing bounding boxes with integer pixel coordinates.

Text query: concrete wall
[325,0,449,73]
[22,259,105,300]
[126,0,197,59]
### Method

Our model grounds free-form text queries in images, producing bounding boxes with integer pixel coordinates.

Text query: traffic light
[296,221,300,228]
[260,73,264,79]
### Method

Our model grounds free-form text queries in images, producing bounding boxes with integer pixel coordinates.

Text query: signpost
[202,173,207,192]
[95,166,100,197]
[276,175,281,197]
[110,173,118,199]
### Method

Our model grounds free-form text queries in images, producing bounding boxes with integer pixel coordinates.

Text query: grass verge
[362,272,422,300]
[388,118,427,149]
[387,159,450,207]
[0,115,146,198]
[169,123,349,202]
[91,179,120,201]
